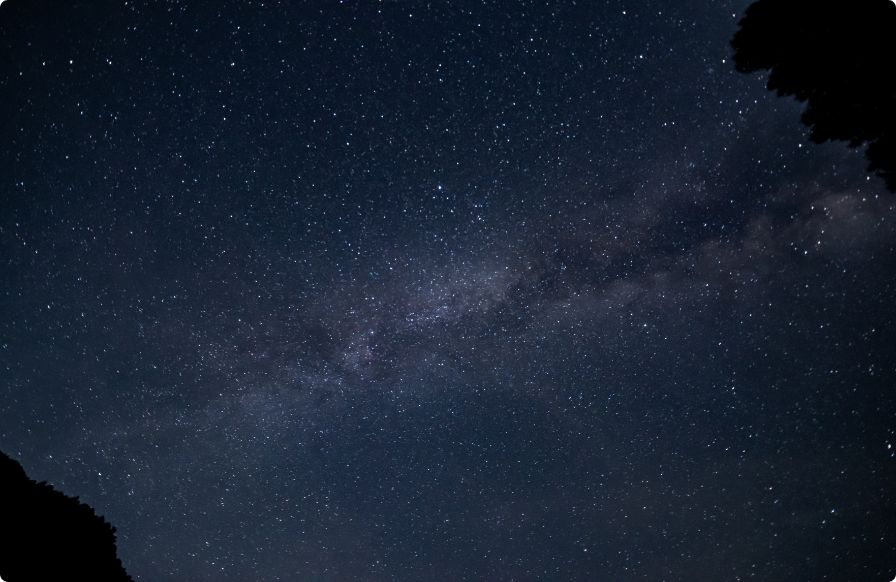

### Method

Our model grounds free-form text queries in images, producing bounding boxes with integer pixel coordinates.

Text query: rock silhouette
[731,0,896,191]
[0,450,133,581]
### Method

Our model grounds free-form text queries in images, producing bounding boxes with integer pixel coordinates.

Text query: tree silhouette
[0,450,133,581]
[731,0,896,191]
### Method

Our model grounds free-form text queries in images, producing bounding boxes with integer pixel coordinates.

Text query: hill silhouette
[0,450,133,581]
[731,0,896,191]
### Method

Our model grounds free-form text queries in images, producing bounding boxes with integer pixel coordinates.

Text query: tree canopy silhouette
[731,0,896,191]
[0,450,133,581]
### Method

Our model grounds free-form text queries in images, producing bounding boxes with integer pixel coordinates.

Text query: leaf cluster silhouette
[0,450,133,581]
[731,0,896,191]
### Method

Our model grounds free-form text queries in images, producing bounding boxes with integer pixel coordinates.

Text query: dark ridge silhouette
[731,0,896,191]
[0,450,133,581]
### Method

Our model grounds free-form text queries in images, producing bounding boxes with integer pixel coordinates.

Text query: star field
[2,1,895,580]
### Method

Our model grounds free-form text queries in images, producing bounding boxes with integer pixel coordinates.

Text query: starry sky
[2,1,895,580]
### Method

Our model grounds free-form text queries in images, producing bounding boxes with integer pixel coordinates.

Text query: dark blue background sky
[2,1,895,580]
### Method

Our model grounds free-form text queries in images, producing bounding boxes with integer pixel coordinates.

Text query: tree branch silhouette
[0,450,133,581]
[732,0,896,191]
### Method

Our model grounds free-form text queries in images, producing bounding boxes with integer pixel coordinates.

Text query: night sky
[2,1,895,580]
